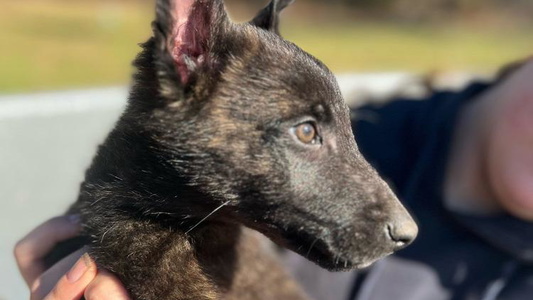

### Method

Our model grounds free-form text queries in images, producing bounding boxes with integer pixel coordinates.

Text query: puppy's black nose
[386,218,418,250]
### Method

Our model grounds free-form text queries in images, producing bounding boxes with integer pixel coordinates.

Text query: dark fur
[55,0,417,299]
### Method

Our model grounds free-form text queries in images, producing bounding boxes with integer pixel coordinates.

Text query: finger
[14,215,82,286]
[85,271,131,300]
[31,247,88,300]
[40,254,97,300]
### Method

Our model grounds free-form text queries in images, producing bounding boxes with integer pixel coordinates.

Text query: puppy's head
[132,0,417,271]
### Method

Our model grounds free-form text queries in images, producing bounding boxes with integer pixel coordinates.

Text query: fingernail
[67,254,91,283]
[67,214,81,225]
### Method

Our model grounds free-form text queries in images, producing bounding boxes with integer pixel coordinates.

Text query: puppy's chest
[89,218,308,300]
[220,229,309,300]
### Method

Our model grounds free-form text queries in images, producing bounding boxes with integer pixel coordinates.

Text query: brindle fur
[51,0,417,299]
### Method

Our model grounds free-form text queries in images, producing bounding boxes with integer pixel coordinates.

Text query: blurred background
[1,0,533,93]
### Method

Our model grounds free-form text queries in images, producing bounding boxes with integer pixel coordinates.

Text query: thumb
[38,254,97,300]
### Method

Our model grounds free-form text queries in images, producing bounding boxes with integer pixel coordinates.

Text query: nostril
[386,223,416,250]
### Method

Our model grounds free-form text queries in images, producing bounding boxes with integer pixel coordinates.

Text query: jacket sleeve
[350,92,457,196]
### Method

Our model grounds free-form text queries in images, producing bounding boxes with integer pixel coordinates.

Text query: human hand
[14,216,130,300]
[484,59,533,220]
[446,58,533,220]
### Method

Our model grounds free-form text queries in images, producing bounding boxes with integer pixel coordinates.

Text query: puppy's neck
[90,213,242,299]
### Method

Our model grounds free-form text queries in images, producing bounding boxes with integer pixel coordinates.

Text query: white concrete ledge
[0,87,128,120]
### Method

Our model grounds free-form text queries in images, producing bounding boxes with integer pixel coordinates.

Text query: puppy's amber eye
[295,123,318,144]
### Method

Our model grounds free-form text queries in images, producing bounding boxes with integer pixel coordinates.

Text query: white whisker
[306,238,319,258]
[184,200,231,235]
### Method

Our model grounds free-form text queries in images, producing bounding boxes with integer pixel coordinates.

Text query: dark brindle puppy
[52,0,418,299]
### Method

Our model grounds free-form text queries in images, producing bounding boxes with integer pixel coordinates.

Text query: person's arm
[351,98,437,194]
[14,216,130,300]
[350,83,490,196]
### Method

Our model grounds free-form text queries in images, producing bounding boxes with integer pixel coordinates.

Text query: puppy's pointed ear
[250,0,294,35]
[152,0,230,96]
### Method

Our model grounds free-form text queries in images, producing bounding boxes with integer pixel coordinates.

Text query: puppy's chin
[261,224,391,272]
[290,236,390,272]
[313,254,383,272]
[239,218,392,272]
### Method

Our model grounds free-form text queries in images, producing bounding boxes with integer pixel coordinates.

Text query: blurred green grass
[285,22,533,73]
[1,0,532,93]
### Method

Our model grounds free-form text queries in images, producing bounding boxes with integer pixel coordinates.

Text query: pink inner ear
[171,0,207,84]
[173,0,194,39]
